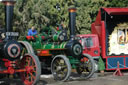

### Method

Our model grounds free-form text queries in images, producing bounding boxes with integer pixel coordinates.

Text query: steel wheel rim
[52,57,68,80]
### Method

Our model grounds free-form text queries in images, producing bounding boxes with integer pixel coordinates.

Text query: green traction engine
[25,8,95,81]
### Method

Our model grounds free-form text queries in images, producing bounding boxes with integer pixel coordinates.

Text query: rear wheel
[20,53,41,85]
[51,55,71,81]
[76,54,95,79]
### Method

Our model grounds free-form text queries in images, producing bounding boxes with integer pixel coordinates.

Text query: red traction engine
[0,0,41,85]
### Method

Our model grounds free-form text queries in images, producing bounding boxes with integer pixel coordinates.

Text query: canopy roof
[102,8,128,15]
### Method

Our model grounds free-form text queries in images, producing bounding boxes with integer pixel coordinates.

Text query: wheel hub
[57,66,62,70]
[25,66,33,73]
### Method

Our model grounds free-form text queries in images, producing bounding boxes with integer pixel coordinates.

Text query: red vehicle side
[77,34,100,59]
[91,8,128,70]
[78,8,128,71]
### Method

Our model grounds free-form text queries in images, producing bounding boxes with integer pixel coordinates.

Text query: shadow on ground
[0,78,48,85]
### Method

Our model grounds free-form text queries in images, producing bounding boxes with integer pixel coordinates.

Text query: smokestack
[68,8,76,39]
[2,0,16,32]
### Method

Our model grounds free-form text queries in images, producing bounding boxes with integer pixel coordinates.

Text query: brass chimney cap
[1,0,16,5]
[68,8,77,12]
[0,0,16,2]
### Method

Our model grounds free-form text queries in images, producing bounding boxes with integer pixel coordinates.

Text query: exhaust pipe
[2,0,16,32]
[68,8,76,39]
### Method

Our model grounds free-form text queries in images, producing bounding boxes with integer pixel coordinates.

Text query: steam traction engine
[0,0,41,85]
[25,8,95,81]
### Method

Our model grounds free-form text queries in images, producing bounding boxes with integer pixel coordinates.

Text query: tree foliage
[0,0,128,36]
[0,3,5,28]
[75,0,108,34]
[108,0,128,7]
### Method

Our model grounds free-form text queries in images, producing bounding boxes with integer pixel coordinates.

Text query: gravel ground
[38,72,128,85]
[0,72,128,85]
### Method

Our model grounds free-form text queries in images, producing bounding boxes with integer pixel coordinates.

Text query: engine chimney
[2,0,16,32]
[68,8,76,39]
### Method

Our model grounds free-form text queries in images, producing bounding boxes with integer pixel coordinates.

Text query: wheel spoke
[29,73,35,82]
[76,55,95,79]
[55,59,60,66]
[21,48,25,56]
[28,57,31,66]
[51,55,71,81]
[29,72,36,79]
[26,73,30,80]
[19,53,41,85]
[32,60,35,66]
[61,65,67,70]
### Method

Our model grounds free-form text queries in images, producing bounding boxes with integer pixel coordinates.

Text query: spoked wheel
[20,53,41,85]
[76,54,95,79]
[51,55,71,81]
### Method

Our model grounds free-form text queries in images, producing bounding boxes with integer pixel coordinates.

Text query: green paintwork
[40,42,67,49]
[68,56,80,69]
[98,56,105,71]
[53,34,58,41]
[24,27,68,50]
[24,26,80,69]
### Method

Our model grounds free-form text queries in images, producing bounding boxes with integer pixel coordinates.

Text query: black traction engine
[0,0,41,85]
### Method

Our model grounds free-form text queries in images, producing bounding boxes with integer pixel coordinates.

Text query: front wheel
[20,53,41,85]
[51,55,71,81]
[76,54,95,79]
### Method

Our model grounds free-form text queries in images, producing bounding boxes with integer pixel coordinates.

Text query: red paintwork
[8,67,15,74]
[77,34,100,59]
[91,7,128,70]
[91,8,128,58]
[41,36,45,39]
[26,36,33,40]
[56,27,59,31]
[37,49,52,56]
[103,8,128,15]
[113,62,124,76]
[0,59,32,74]
[93,8,128,26]
[26,36,37,41]
[80,57,88,62]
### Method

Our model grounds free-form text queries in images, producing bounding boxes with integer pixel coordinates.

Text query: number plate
[6,32,19,36]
